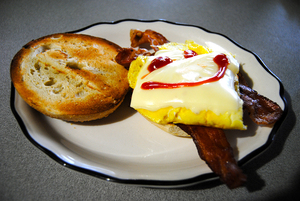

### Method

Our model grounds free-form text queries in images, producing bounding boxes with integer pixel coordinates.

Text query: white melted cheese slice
[130,48,243,116]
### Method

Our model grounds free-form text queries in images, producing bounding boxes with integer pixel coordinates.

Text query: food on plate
[11,33,129,122]
[127,37,247,188]
[129,29,169,51]
[178,124,246,188]
[238,72,283,125]
[116,48,151,69]
[115,29,169,68]
[128,41,246,131]
[116,29,283,189]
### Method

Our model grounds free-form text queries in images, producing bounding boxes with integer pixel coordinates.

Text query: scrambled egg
[128,41,246,130]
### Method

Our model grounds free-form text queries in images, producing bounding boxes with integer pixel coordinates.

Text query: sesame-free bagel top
[11,33,129,121]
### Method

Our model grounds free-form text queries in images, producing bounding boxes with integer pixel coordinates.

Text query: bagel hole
[44,77,56,86]
[53,84,63,94]
[76,82,83,87]
[34,62,41,71]
[34,44,51,55]
[30,69,35,75]
[75,91,84,98]
[66,61,82,70]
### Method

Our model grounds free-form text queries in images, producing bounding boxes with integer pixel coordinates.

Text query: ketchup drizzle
[183,49,198,58]
[148,56,173,72]
[141,53,229,90]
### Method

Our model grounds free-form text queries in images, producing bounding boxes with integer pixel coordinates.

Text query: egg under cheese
[128,41,246,130]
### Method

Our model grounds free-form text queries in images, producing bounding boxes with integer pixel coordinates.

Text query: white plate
[11,19,287,188]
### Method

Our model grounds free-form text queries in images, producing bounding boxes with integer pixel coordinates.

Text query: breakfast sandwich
[116,29,283,189]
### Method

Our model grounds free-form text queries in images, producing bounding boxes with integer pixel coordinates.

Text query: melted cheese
[128,41,246,130]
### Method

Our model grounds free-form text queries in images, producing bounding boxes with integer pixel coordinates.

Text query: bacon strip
[115,48,151,69]
[238,73,283,125]
[175,74,283,188]
[116,29,169,68]
[130,29,169,51]
[178,124,247,189]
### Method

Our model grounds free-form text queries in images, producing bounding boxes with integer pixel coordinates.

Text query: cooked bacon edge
[116,29,169,68]
[178,124,247,189]
[238,73,283,125]
[130,29,169,51]
[115,48,151,69]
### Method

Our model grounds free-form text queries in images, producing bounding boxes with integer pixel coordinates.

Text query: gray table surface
[1,0,299,200]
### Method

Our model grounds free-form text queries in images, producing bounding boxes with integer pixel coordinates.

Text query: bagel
[11,33,129,122]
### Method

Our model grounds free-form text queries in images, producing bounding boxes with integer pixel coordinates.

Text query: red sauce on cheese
[141,53,229,90]
[148,56,173,72]
[183,49,198,58]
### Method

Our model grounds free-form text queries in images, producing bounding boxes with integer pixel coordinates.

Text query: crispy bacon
[238,73,283,125]
[115,48,151,69]
[116,29,169,68]
[178,124,247,189]
[175,74,283,188]
[130,29,169,51]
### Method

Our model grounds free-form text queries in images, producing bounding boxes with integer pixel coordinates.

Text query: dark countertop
[1,0,299,200]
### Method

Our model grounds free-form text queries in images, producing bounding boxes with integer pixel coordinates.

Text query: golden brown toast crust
[11,33,129,122]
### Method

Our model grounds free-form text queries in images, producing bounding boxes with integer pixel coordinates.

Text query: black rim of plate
[10,19,288,188]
